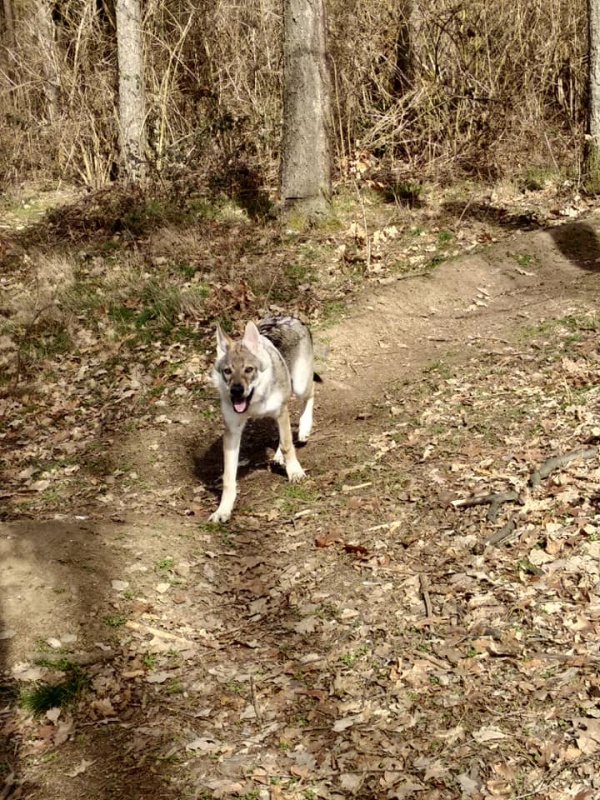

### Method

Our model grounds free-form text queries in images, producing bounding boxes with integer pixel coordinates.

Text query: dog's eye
[244,366,254,374]
[222,367,232,376]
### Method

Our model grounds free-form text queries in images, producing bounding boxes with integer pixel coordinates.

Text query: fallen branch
[530,446,598,488]
[451,491,521,523]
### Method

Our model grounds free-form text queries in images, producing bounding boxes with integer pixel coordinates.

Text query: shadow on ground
[548,221,600,272]
[0,520,181,800]
[441,199,543,231]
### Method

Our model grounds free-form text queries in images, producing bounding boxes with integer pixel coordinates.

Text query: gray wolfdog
[209,315,320,523]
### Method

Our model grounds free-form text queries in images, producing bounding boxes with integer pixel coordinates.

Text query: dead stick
[419,574,433,618]
[250,676,261,723]
[125,620,197,647]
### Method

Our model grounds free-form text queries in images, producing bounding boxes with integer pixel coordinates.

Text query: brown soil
[2,213,600,799]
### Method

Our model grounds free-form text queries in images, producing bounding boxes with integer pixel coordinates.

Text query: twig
[250,676,261,724]
[125,620,197,647]
[419,574,433,618]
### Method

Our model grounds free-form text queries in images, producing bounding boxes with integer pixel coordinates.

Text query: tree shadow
[548,221,600,272]
[208,160,273,221]
[192,417,282,502]
[0,518,181,799]
[441,199,543,231]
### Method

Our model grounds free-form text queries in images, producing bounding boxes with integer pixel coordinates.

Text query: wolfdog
[209,315,320,523]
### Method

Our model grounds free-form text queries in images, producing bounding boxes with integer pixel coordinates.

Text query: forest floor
[1,178,600,800]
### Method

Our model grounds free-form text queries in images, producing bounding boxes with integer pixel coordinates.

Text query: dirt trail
[319,218,600,415]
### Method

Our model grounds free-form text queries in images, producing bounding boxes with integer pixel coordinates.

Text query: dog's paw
[208,508,231,523]
[286,464,306,483]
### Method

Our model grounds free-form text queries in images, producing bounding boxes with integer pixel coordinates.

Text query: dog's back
[258,315,315,401]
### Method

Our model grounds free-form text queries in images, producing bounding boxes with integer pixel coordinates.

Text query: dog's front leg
[209,424,243,523]
[276,405,305,483]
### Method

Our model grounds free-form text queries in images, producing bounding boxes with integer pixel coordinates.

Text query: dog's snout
[230,383,245,398]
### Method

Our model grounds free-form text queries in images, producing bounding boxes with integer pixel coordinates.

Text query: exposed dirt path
[3,215,600,800]
[319,218,600,416]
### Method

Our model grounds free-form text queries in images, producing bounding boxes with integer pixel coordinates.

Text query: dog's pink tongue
[233,399,247,413]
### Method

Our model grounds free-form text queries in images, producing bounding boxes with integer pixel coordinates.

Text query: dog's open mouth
[231,388,253,414]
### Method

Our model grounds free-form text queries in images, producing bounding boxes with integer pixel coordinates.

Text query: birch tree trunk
[280,0,331,223]
[585,0,600,191]
[116,0,146,180]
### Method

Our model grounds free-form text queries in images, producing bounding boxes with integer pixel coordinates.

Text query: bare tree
[280,0,331,222]
[116,0,146,180]
[585,0,600,190]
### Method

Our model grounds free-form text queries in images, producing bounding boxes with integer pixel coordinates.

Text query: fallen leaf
[65,759,95,778]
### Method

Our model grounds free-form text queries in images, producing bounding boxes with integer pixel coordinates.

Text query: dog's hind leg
[297,382,315,443]
[209,424,243,523]
[276,405,305,482]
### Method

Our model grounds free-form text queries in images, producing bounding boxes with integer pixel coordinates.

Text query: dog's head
[213,322,264,414]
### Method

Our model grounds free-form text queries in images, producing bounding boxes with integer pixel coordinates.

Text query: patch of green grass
[516,252,533,267]
[155,557,175,571]
[338,645,369,668]
[282,484,318,502]
[437,229,454,244]
[20,670,88,715]
[521,167,557,191]
[425,360,454,380]
[321,301,346,324]
[102,614,127,627]
[32,655,76,671]
[427,254,447,270]
[165,678,185,695]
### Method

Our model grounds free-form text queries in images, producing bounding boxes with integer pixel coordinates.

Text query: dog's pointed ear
[242,321,261,355]
[216,324,232,358]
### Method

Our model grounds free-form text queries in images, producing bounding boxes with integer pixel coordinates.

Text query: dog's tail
[314,372,323,383]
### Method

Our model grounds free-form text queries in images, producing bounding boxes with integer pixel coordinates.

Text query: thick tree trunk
[116,0,146,180]
[585,0,600,191]
[280,0,331,222]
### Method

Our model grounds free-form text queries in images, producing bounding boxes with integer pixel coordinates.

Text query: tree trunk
[1,0,15,58]
[585,0,600,191]
[34,0,60,121]
[280,0,331,223]
[116,0,146,180]
[393,0,418,96]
